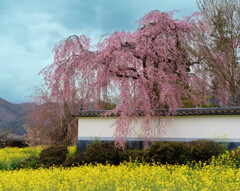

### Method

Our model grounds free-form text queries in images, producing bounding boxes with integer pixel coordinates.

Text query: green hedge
[12,140,225,169]
[64,140,225,166]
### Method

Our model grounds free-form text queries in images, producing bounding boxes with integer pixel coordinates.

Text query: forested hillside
[0,98,34,135]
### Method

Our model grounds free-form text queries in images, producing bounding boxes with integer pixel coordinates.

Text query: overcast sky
[0,0,198,103]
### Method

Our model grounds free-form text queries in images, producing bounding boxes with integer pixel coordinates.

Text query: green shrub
[84,142,123,165]
[119,149,145,163]
[190,140,224,163]
[68,142,123,165]
[38,145,69,168]
[17,156,39,169]
[64,151,89,167]
[146,141,191,164]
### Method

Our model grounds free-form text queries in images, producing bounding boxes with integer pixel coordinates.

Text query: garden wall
[76,114,240,152]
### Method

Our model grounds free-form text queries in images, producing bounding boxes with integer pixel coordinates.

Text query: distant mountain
[0,98,34,135]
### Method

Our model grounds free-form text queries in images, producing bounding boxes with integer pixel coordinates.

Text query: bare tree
[0,128,9,140]
[0,127,11,148]
[195,0,240,106]
[26,87,80,146]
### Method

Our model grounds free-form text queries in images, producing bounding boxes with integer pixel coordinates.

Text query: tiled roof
[73,107,240,117]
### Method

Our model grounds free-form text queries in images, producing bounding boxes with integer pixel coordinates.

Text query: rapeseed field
[0,146,76,170]
[1,147,240,190]
[0,147,42,170]
[0,162,240,190]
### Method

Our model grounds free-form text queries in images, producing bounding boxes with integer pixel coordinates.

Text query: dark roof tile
[73,107,240,117]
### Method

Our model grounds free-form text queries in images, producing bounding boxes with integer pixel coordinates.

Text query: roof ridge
[73,107,240,117]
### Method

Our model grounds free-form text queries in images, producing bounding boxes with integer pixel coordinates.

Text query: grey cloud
[0,0,198,103]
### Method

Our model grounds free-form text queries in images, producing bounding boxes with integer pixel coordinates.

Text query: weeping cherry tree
[41,11,208,148]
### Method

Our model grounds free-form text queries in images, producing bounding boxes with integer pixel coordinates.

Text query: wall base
[77,137,240,153]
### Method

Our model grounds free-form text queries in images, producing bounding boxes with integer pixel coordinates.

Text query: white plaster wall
[78,116,240,141]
